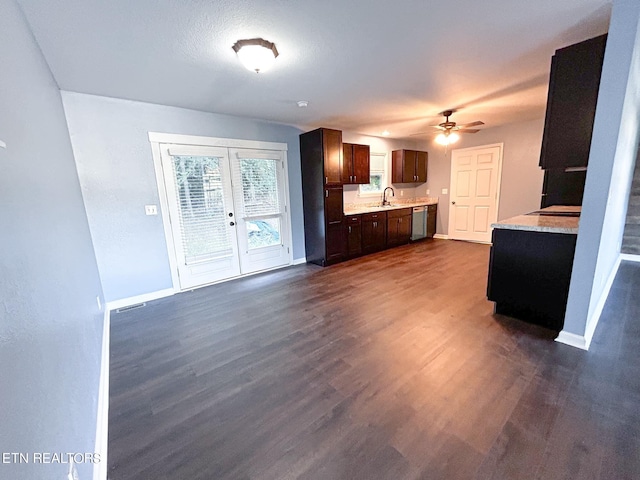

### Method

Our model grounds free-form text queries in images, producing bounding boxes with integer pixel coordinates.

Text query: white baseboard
[555,331,589,350]
[293,257,307,265]
[106,288,174,311]
[620,253,640,263]
[433,234,449,240]
[93,308,110,480]
[556,254,622,351]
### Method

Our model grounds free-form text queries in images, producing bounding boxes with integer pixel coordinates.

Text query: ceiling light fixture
[232,38,279,73]
[297,100,309,108]
[435,131,460,146]
[382,130,390,136]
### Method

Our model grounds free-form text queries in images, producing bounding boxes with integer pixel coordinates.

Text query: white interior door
[160,144,241,289]
[448,144,502,243]
[230,148,290,275]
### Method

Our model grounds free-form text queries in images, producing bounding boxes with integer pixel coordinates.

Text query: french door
[158,142,290,290]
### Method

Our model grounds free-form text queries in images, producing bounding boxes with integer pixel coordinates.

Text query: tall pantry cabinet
[300,128,346,266]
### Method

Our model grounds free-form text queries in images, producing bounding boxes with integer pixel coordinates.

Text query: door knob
[451,201,456,205]
[230,221,235,226]
[228,212,234,217]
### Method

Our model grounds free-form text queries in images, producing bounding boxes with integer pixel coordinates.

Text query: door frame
[447,143,504,243]
[148,132,292,292]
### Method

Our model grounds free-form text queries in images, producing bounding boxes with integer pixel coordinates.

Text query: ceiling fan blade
[458,129,480,134]
[410,131,439,136]
[458,121,484,128]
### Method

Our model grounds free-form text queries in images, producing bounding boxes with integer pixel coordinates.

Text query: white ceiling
[17,0,611,139]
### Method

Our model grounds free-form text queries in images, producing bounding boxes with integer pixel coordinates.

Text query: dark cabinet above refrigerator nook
[537,34,607,208]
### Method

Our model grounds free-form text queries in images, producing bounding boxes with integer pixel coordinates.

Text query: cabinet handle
[325,190,328,198]
[348,226,352,233]
[354,175,357,182]
[325,176,328,184]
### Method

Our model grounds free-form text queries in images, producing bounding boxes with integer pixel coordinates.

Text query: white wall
[62,92,304,303]
[0,1,104,479]
[418,117,545,235]
[563,0,640,341]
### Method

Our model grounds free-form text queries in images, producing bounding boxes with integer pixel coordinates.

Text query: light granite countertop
[344,197,438,215]
[492,206,581,234]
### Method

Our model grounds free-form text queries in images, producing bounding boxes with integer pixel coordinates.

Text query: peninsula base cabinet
[487,228,577,331]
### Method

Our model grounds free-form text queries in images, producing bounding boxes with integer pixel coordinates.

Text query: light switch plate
[0,140,6,149]
[145,205,158,216]
[441,188,448,195]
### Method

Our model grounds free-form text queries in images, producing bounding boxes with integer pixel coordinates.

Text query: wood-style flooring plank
[108,242,640,480]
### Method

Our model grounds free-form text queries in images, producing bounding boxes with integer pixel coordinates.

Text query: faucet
[382,187,395,206]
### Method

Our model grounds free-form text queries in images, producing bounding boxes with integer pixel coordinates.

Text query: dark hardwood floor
[108,240,640,479]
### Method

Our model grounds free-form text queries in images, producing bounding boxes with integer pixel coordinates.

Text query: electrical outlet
[145,205,158,216]
[441,188,448,195]
[426,189,430,195]
[96,296,102,311]
[400,190,404,197]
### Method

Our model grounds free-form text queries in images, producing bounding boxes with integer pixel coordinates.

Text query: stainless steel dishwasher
[411,206,427,240]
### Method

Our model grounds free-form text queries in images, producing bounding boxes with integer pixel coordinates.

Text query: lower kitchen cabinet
[344,214,362,257]
[487,228,577,330]
[426,204,437,238]
[362,212,387,254]
[387,208,412,247]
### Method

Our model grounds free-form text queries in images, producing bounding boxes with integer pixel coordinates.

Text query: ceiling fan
[412,110,484,145]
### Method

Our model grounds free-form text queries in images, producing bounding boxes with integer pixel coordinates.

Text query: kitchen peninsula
[487,206,580,331]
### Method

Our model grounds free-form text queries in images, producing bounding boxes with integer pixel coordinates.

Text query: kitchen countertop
[344,197,438,215]
[492,206,581,234]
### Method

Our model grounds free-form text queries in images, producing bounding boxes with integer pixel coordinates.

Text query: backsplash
[344,196,439,210]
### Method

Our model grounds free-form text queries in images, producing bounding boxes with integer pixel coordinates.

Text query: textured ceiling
[17,0,611,139]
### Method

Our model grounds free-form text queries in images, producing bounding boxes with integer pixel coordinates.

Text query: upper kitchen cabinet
[392,149,428,183]
[342,143,370,184]
[539,34,607,169]
[302,127,342,186]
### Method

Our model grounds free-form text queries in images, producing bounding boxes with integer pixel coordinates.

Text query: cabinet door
[402,150,417,183]
[325,225,345,264]
[345,215,362,257]
[353,144,370,184]
[323,128,343,185]
[426,205,437,238]
[398,214,412,243]
[415,151,428,183]
[539,35,606,169]
[362,212,386,253]
[342,143,354,184]
[324,187,344,226]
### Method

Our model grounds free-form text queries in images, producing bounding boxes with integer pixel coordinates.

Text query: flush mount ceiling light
[232,38,279,73]
[435,130,460,145]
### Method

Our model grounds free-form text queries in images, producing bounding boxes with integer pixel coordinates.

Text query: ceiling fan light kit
[232,38,279,73]
[436,131,460,145]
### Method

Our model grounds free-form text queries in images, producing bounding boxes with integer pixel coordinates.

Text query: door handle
[451,201,456,205]
[228,212,234,217]
[230,221,235,226]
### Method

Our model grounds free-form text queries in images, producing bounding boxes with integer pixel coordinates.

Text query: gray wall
[418,117,545,235]
[564,0,640,337]
[61,92,305,303]
[0,1,104,479]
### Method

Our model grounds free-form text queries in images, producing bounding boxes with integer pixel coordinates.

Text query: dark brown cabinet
[392,150,428,183]
[426,204,437,238]
[344,215,362,257]
[342,143,370,184]
[300,128,345,266]
[539,34,607,170]
[362,212,387,254]
[387,208,412,247]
